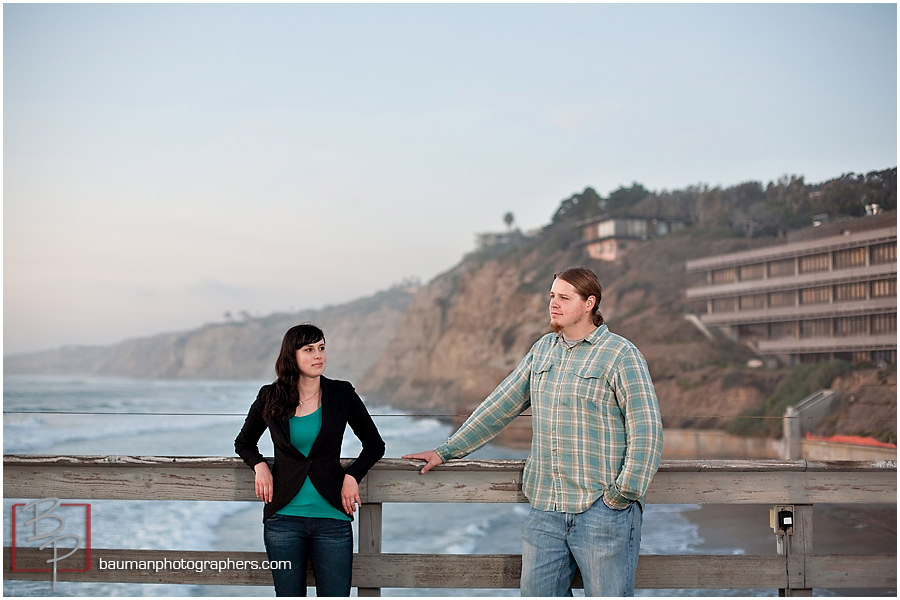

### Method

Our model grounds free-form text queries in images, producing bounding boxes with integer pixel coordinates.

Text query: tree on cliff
[554,167,897,239]
[604,182,651,214]
[551,188,604,224]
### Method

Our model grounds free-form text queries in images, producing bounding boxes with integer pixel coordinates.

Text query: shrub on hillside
[726,360,855,437]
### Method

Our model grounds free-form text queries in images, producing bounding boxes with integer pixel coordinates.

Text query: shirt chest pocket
[531,358,554,395]
[572,366,619,414]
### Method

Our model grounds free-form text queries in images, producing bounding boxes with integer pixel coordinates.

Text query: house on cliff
[576,215,689,261]
[685,211,897,367]
[474,228,540,251]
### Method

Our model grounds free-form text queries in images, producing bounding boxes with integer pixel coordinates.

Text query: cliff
[4,286,414,383]
[817,369,897,443]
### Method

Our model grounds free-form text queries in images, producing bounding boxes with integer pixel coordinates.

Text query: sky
[3,2,897,355]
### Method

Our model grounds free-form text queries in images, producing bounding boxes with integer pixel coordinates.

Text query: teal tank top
[276,407,351,521]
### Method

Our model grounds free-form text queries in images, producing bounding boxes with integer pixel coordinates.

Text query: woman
[235,324,385,596]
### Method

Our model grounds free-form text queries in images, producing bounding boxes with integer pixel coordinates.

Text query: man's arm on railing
[403,350,533,473]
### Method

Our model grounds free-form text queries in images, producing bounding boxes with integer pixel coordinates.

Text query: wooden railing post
[776,504,813,596]
[357,502,382,597]
[789,504,813,596]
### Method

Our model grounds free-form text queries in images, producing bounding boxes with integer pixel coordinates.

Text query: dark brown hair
[555,267,605,326]
[263,324,325,422]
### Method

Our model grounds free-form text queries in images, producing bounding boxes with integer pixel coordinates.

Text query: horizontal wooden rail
[5,547,896,590]
[4,456,896,504]
[4,456,896,594]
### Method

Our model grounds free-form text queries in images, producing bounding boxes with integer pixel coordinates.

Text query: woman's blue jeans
[520,497,642,596]
[263,513,353,597]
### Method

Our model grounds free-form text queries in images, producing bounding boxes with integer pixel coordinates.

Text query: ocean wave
[4,413,236,454]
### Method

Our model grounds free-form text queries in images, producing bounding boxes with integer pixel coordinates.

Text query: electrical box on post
[769,505,794,535]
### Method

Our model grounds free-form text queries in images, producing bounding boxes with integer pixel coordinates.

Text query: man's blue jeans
[520,497,642,596]
[263,513,353,597]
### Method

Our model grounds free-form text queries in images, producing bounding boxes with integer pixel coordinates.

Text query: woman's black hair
[263,324,325,422]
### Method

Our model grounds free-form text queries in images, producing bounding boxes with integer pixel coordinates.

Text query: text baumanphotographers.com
[98,557,291,573]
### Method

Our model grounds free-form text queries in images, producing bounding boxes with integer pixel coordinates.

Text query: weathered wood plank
[5,548,893,589]
[357,502,382,597]
[806,555,897,588]
[6,456,894,504]
[354,553,525,589]
[1,548,784,589]
[4,547,274,585]
[5,455,895,472]
[789,504,815,593]
[353,554,791,589]
[2,464,255,502]
[636,555,785,588]
[366,467,527,503]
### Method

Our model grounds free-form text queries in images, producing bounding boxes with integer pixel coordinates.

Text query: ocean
[4,375,762,597]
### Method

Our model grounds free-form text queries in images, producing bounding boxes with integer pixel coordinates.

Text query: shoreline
[685,503,897,596]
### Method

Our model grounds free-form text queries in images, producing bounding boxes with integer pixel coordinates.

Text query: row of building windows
[797,350,896,365]
[709,278,897,312]
[708,241,897,283]
[737,313,896,341]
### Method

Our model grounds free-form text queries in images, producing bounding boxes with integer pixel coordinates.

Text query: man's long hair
[555,267,605,326]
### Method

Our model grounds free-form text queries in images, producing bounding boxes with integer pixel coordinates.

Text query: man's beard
[549,318,562,333]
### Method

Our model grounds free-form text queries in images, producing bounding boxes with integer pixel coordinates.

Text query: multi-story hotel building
[685,212,897,366]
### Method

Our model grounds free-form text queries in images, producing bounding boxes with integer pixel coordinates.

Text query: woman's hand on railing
[254,462,274,503]
[342,474,361,514]
[402,450,444,474]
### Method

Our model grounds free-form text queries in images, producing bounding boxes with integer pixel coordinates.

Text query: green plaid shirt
[436,325,663,513]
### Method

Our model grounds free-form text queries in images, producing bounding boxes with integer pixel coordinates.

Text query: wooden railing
[4,456,896,595]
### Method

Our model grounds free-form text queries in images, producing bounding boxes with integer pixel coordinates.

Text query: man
[403,267,663,596]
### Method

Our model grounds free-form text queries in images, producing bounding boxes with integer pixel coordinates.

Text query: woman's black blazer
[234,376,385,522]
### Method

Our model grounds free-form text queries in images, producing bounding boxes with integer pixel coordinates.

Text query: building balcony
[697,297,897,326]
[685,226,897,272]
[757,334,897,355]
[685,263,897,300]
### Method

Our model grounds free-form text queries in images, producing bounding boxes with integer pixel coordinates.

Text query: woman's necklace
[298,388,320,408]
